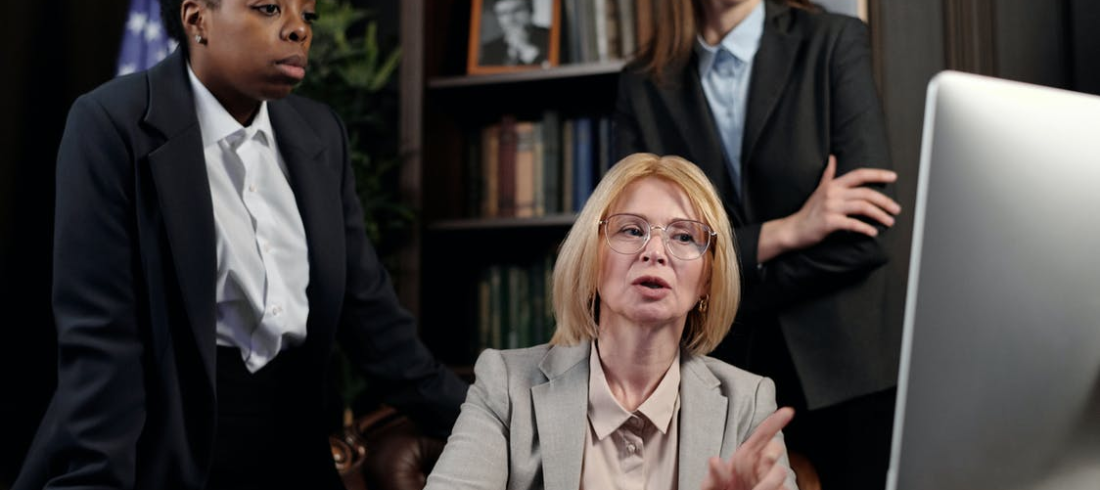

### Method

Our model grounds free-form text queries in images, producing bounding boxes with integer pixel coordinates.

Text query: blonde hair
[550,153,740,355]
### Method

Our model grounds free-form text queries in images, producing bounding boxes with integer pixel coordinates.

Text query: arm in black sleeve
[34,95,148,489]
[741,17,894,314]
[329,109,468,439]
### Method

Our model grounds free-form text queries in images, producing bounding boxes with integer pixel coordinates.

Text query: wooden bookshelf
[428,61,626,89]
[428,214,578,231]
[401,0,644,366]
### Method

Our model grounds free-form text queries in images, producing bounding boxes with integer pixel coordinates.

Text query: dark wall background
[0,0,1095,488]
[1,1,130,486]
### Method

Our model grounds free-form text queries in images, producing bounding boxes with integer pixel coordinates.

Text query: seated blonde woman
[426,153,798,490]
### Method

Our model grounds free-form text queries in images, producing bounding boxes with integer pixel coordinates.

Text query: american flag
[116,0,177,76]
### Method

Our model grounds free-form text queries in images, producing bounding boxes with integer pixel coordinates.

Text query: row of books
[466,111,617,219]
[561,0,656,63]
[475,254,557,353]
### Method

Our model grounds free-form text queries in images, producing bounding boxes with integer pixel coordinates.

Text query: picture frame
[468,0,561,75]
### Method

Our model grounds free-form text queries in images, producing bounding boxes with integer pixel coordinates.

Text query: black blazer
[16,50,467,489]
[614,1,900,409]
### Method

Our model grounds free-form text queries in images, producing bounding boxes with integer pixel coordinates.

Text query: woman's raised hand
[701,407,795,490]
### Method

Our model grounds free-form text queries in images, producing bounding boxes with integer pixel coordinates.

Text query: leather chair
[331,407,821,490]
[330,406,446,490]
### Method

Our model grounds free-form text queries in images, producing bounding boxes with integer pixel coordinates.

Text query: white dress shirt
[188,65,310,373]
[696,0,765,199]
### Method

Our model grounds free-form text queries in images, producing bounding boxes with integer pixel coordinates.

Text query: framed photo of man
[468,0,561,75]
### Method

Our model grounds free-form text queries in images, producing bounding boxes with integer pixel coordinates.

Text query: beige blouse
[582,341,681,490]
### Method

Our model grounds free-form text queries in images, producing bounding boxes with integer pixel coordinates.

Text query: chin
[262,87,296,100]
[627,306,686,327]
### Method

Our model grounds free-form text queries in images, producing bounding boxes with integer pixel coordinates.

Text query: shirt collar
[187,63,273,149]
[587,340,682,440]
[695,0,766,76]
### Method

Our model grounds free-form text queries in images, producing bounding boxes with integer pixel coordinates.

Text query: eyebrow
[615,212,697,223]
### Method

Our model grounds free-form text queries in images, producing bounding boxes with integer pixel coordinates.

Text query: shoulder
[70,71,150,126]
[781,4,868,41]
[472,342,590,391]
[474,344,553,381]
[697,355,770,390]
[685,354,776,406]
[279,93,344,130]
[272,93,348,153]
[618,58,665,95]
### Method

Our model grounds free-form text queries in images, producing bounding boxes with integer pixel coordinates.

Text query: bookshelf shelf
[402,0,648,365]
[428,61,627,90]
[428,214,578,231]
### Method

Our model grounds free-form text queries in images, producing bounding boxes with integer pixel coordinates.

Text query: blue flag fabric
[117,0,177,76]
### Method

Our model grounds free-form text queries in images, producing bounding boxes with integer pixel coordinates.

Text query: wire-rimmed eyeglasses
[599,213,716,260]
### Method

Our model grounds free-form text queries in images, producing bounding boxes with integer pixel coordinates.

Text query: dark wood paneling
[994,0,1071,89]
[874,0,946,349]
[1069,0,1100,95]
[943,0,997,75]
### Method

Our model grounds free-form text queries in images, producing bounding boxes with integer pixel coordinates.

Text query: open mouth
[633,276,670,290]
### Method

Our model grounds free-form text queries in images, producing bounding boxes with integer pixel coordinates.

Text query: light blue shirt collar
[695,0,766,76]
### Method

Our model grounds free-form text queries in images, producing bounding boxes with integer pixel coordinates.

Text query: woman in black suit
[15,1,466,489]
[615,1,901,488]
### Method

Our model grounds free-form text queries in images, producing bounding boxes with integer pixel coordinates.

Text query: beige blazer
[425,342,799,490]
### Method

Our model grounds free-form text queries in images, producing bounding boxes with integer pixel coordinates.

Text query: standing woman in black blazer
[15,1,467,489]
[615,0,902,488]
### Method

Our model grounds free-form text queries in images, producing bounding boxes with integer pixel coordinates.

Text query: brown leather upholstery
[331,406,446,490]
[789,451,822,490]
[331,407,820,490]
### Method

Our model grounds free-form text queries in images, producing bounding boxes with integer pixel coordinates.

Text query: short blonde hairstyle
[550,153,740,355]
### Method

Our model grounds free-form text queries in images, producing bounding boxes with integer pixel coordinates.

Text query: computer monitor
[886,71,1100,490]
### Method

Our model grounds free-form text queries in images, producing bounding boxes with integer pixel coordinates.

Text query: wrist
[758,218,790,263]
[771,216,799,252]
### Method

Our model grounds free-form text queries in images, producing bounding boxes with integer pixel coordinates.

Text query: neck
[595,318,682,412]
[190,57,261,126]
[699,0,762,45]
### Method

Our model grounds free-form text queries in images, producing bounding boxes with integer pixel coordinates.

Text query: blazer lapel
[144,50,218,388]
[655,65,737,203]
[678,354,729,490]
[267,100,343,348]
[742,1,802,181]
[531,343,590,490]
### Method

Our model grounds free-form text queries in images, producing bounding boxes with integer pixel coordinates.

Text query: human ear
[181,0,207,46]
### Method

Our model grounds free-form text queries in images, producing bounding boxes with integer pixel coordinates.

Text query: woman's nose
[640,231,668,265]
[284,18,310,43]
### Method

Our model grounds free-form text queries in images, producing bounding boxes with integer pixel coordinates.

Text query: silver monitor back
[887,71,1100,490]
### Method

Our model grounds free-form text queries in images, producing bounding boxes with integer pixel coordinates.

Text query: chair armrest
[331,406,447,490]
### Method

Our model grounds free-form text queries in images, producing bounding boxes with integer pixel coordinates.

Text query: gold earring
[697,295,709,313]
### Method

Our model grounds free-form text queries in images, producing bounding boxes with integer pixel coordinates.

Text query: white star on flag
[127,12,147,35]
[144,21,161,42]
[117,0,174,77]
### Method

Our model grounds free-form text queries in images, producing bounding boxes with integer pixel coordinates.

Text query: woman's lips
[632,276,671,299]
[275,56,307,81]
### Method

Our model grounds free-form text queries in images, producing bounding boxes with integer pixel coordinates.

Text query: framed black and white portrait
[468,0,560,74]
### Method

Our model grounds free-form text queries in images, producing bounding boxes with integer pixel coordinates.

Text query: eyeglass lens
[603,214,712,259]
